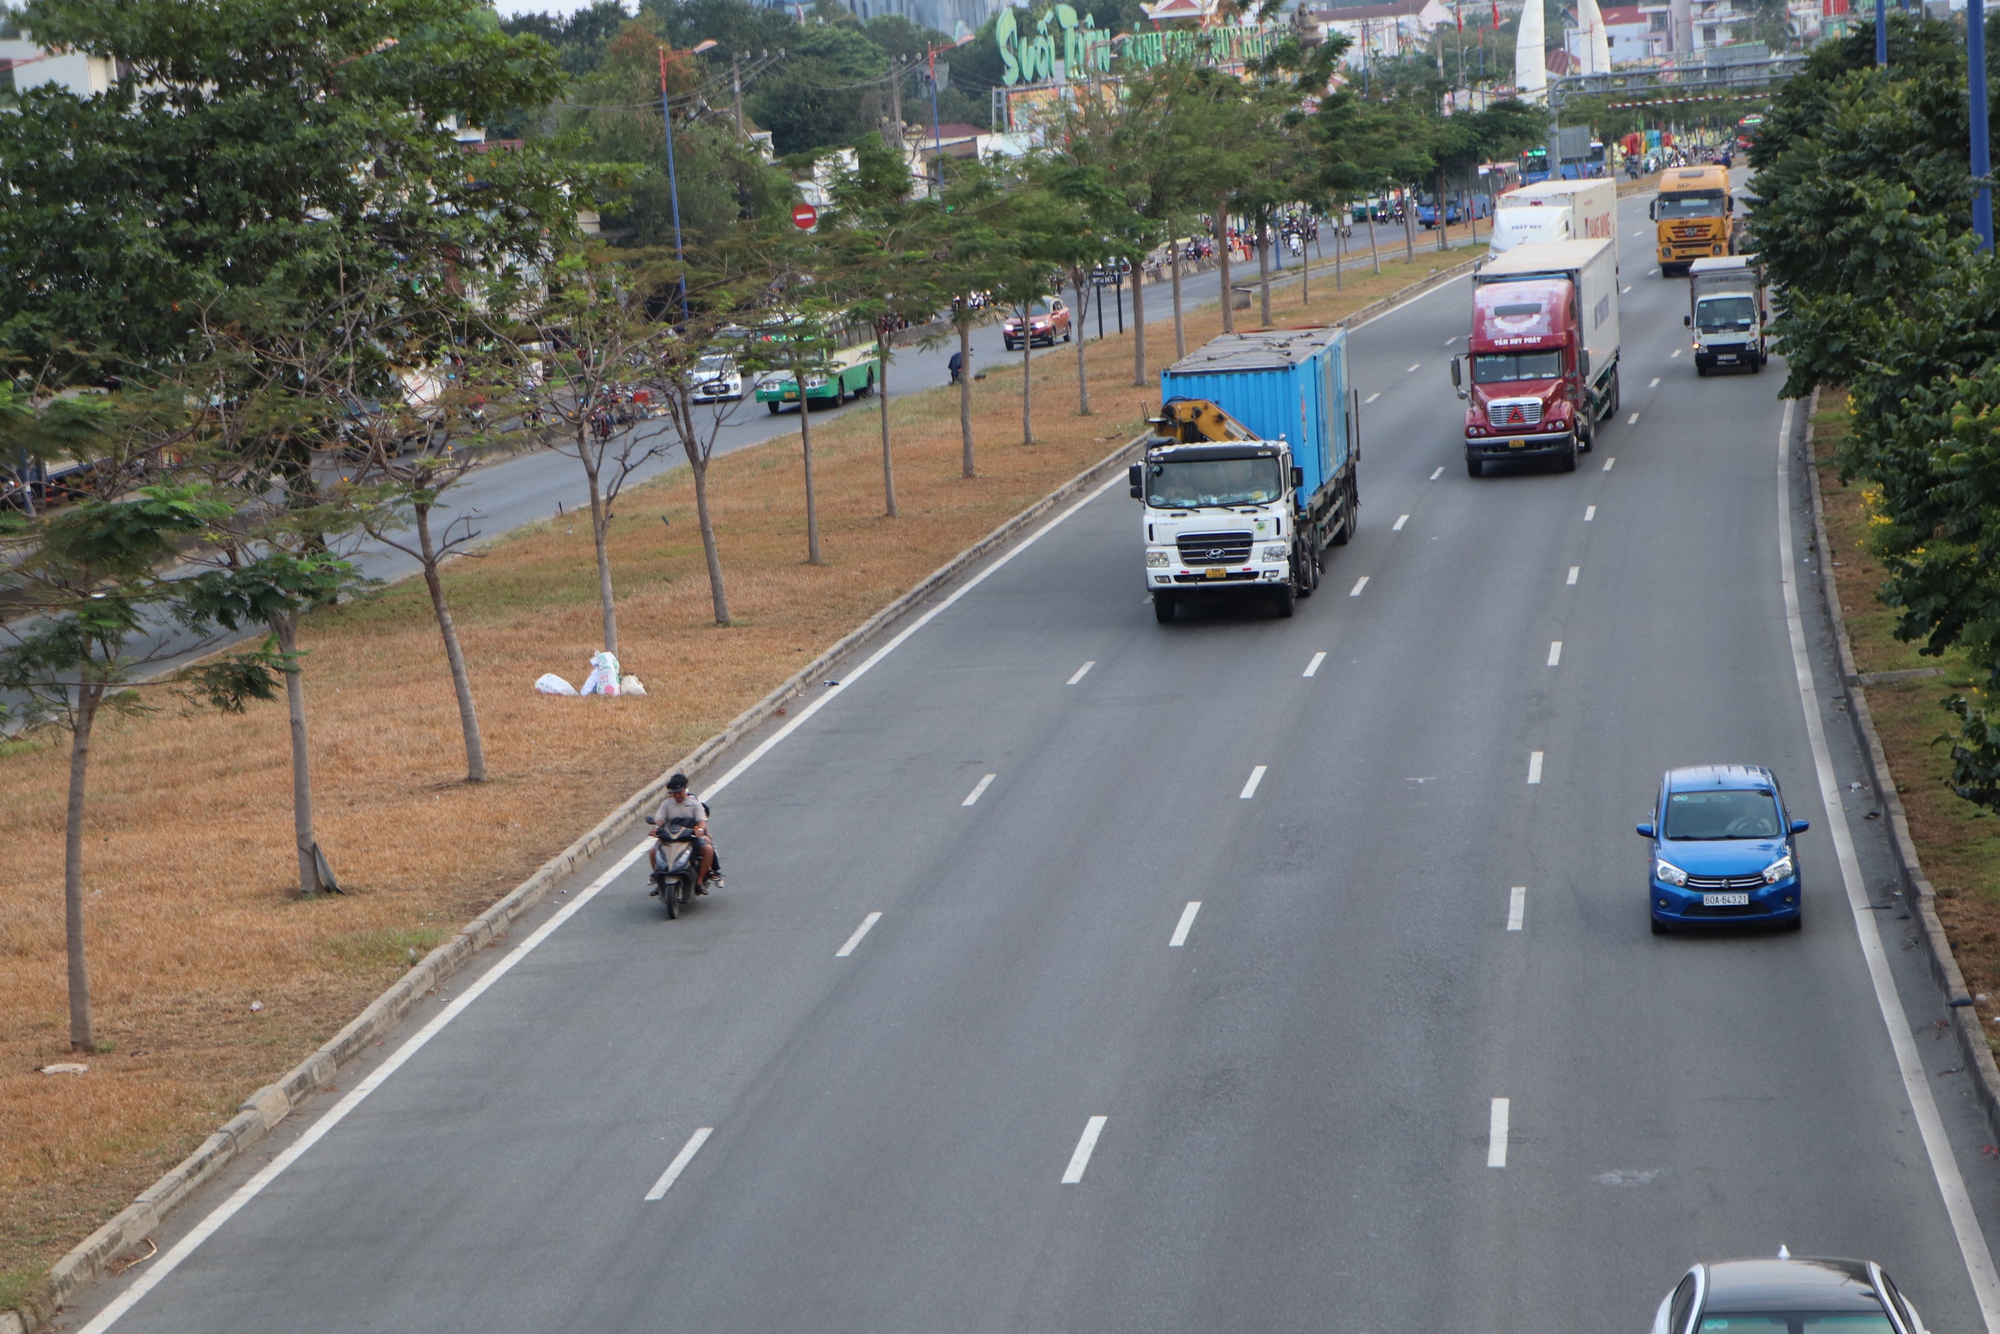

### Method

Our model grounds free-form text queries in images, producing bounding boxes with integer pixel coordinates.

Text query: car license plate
[1703,892,1750,907]
[1205,568,1226,579]
[1509,440,1526,448]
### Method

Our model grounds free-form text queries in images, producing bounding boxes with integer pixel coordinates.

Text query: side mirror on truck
[1578,349,1590,379]
[1684,315,1691,328]
[1292,466,1304,488]
[1449,357,1467,400]
[1128,462,1142,499]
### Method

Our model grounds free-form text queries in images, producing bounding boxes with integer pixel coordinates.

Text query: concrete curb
[1801,387,2000,1147]
[7,254,1471,1332]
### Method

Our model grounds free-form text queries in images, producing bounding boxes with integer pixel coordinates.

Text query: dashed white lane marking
[1671,347,1683,359]
[1406,362,1421,373]
[1240,765,1268,799]
[1567,566,1579,585]
[1393,513,1409,531]
[1585,505,1596,521]
[1429,466,1444,481]
[1350,576,1370,596]
[962,774,996,806]
[1627,410,1640,424]
[1621,284,1632,294]
[1547,641,1563,667]
[1648,377,1661,388]
[1067,661,1095,685]
[1169,901,1202,947]
[1365,391,1382,404]
[1527,751,1544,785]
[1632,230,1645,237]
[1063,1116,1108,1183]
[645,1128,715,1200]
[1488,1099,1511,1167]
[1507,886,1526,931]
[1603,456,1617,471]
[835,912,883,957]
[1304,651,1326,677]
[1649,267,1659,275]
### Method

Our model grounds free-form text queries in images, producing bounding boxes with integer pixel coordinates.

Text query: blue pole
[1975,0,1993,248]
[1877,0,1887,66]
[661,50,690,323]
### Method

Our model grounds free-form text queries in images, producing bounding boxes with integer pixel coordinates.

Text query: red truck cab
[1458,279,1589,474]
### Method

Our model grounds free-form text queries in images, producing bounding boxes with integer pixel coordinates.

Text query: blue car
[1638,765,1809,933]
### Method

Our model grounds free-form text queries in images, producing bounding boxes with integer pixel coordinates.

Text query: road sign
[792,202,818,230]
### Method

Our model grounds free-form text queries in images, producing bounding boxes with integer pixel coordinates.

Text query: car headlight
[1654,858,1689,887]
[1260,544,1288,562]
[1146,550,1172,568]
[1762,853,1795,884]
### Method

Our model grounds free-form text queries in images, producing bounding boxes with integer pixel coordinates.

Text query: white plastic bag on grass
[620,675,646,696]
[580,650,620,696]
[535,673,578,696]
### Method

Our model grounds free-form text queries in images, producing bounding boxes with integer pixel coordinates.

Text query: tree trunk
[1368,210,1382,274]
[688,453,731,625]
[1217,199,1235,334]
[1301,224,1311,306]
[63,683,100,1052]
[582,453,618,654]
[1437,168,1449,252]
[1020,314,1034,445]
[1257,215,1272,327]
[1170,242,1186,360]
[1335,216,1343,292]
[958,315,975,478]
[414,503,487,783]
[1403,188,1416,261]
[1131,261,1147,387]
[1072,275,1091,416]
[876,332,897,518]
[274,613,325,896]
[798,383,821,564]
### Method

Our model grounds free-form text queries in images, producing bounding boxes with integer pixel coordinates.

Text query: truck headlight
[1654,858,1689,887]
[1260,544,1288,562]
[1146,550,1172,568]
[1762,853,1795,884]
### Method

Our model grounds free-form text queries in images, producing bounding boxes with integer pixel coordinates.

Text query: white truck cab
[1685,255,1769,375]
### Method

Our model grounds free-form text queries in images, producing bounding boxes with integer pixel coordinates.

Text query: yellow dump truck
[1651,164,1735,277]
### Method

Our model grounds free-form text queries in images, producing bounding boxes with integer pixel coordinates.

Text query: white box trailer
[1489,179,1618,259]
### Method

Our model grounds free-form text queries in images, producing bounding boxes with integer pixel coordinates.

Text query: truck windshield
[1696,295,1756,332]
[1472,351,1563,383]
[1656,195,1725,219]
[1146,457,1284,508]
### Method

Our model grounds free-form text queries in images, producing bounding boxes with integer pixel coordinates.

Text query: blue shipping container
[1159,327,1350,506]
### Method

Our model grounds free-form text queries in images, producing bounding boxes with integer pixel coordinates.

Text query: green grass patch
[326,926,449,972]
[0,1264,46,1314]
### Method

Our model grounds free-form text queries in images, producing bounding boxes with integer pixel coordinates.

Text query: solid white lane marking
[1392,513,1409,531]
[644,1128,714,1200]
[1063,1116,1108,1183]
[835,912,882,958]
[1527,751,1544,784]
[962,774,996,806]
[1603,456,1617,471]
[1429,466,1444,481]
[1627,411,1640,424]
[1365,391,1382,404]
[1350,576,1369,596]
[1169,901,1202,947]
[1488,1098,1510,1167]
[1240,765,1268,799]
[1067,660,1095,685]
[1547,641,1562,667]
[1566,566,1579,585]
[1773,400,2000,1332]
[1304,651,1326,677]
[1648,377,1660,388]
[1507,886,1526,931]
[1584,505,1596,521]
[1671,347,1683,359]
[71,433,1145,1334]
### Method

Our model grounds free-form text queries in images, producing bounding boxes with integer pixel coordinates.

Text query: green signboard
[995,4,1282,87]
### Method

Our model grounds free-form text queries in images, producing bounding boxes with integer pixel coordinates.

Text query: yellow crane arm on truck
[1148,398,1259,444]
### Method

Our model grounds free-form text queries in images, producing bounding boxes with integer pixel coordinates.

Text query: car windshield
[1658,194,1725,219]
[696,355,735,375]
[1663,789,1783,839]
[1473,351,1563,383]
[1699,1314,1896,1334]
[1147,457,1283,508]
[1697,296,1756,333]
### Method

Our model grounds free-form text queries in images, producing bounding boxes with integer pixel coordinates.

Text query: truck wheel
[1608,368,1622,415]
[1560,437,1578,473]
[1695,363,1709,378]
[1152,592,1177,623]
[1331,480,1354,545]
[1466,457,1483,478]
[1273,584,1296,618]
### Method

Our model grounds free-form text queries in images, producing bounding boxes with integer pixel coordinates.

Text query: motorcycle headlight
[1654,858,1689,887]
[1260,544,1288,562]
[1146,550,1172,568]
[1762,853,1795,884]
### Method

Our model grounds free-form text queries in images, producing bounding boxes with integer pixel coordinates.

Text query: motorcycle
[645,815,704,919]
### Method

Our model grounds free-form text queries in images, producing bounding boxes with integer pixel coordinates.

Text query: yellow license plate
[1205,568,1226,579]
[1510,440,1526,448]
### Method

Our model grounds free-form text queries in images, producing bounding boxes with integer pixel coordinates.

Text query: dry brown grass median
[0,247,1477,1307]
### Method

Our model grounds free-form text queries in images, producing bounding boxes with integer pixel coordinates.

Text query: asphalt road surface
[68,186,2000,1334]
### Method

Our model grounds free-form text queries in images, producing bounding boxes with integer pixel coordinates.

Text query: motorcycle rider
[651,773,721,892]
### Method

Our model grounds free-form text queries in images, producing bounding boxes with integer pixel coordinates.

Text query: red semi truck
[1451,238,1621,477]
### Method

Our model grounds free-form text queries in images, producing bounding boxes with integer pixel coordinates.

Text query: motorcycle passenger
[651,773,721,892]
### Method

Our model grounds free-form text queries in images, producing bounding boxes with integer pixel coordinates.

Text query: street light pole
[659,40,718,325]
[1975,0,1993,247]
[1876,0,1887,65]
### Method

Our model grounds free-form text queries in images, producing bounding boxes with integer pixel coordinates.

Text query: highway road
[66,185,2000,1334]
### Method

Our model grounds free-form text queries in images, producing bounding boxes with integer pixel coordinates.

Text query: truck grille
[1488,399,1543,428]
[1175,531,1253,566]
[1683,873,1766,891]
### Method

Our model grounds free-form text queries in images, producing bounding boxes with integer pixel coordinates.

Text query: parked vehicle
[1652,163,1735,276]
[1637,765,1808,933]
[1488,179,1616,257]
[1003,299,1072,351]
[1454,238,1620,476]
[1686,255,1768,375]
[689,353,744,403]
[1138,326,1359,623]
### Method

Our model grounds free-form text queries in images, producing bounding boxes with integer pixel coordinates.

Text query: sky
[489,0,627,16]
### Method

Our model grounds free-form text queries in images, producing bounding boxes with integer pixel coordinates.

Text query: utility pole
[1975,0,1993,247]
[1875,0,1887,64]
[927,43,944,187]
[732,54,746,137]
[887,55,905,149]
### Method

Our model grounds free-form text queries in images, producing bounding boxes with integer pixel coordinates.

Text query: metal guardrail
[1548,56,1808,109]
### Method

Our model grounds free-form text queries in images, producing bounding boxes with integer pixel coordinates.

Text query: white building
[0,38,116,99]
[1311,0,1453,67]
[1563,3,1652,62]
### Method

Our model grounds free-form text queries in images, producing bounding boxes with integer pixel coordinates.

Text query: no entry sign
[791,202,818,230]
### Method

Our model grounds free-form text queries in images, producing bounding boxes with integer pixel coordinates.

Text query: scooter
[645,815,703,919]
